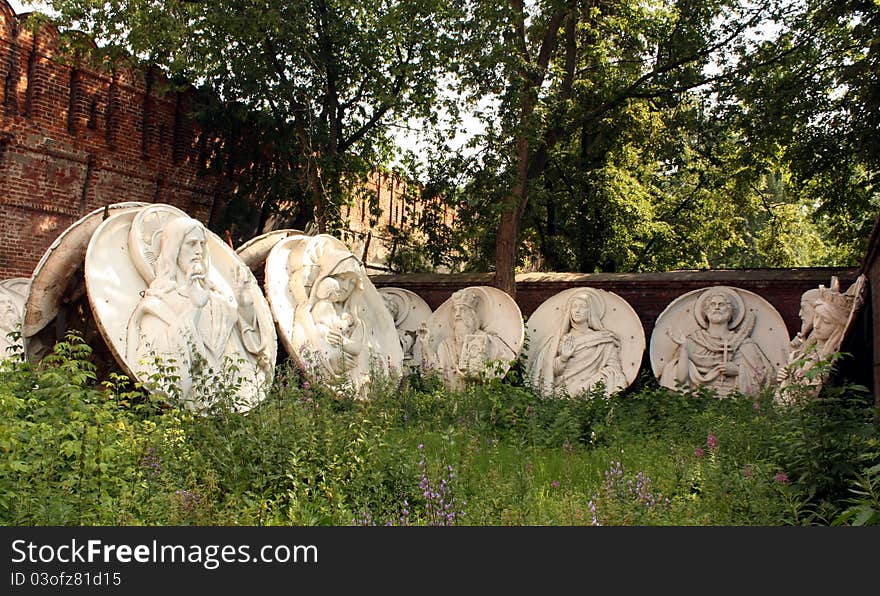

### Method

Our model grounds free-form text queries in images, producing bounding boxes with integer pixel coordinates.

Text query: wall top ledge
[370,267,860,285]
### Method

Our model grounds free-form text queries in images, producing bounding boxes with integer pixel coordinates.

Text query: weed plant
[1,331,877,526]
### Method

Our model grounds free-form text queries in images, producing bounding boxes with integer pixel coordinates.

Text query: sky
[7,1,50,15]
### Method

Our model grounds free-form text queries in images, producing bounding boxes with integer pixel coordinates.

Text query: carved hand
[235,264,254,310]
[559,335,575,360]
[666,327,686,346]
[327,329,343,348]
[717,362,739,377]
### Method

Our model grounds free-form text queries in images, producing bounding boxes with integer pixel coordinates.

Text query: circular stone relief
[650,285,788,397]
[264,233,403,399]
[525,287,645,398]
[85,204,277,413]
[414,285,524,390]
[22,202,149,339]
[236,229,304,274]
[377,287,433,367]
[0,277,30,359]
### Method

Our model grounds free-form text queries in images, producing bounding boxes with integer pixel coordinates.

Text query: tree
[44,0,455,240]
[429,0,787,295]
[718,0,880,263]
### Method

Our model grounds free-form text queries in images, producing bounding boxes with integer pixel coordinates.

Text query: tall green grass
[1,331,877,526]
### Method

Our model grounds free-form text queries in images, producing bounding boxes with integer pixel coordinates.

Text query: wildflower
[743,465,753,478]
[706,433,718,450]
[417,443,424,450]
[774,472,789,484]
[752,401,761,411]
[588,498,599,526]
[174,489,202,513]
[551,480,560,489]
[140,447,162,477]
[694,447,705,459]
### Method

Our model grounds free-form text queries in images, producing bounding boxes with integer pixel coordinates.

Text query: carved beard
[184,260,210,308]
[453,318,475,341]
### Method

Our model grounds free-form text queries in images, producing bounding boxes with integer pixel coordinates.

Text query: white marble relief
[415,286,523,390]
[236,229,304,274]
[378,287,432,370]
[85,204,277,413]
[0,278,29,359]
[775,275,867,402]
[264,233,403,399]
[526,287,645,398]
[22,202,149,362]
[651,285,788,397]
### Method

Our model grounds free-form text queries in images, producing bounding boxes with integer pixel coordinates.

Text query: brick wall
[0,3,451,279]
[0,3,218,279]
[340,169,455,273]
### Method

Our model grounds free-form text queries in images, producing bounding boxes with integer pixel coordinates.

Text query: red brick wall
[0,3,218,279]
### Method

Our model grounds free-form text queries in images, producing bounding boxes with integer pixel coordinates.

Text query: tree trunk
[493,135,530,298]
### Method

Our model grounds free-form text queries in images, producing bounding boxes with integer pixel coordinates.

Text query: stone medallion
[650,285,788,397]
[236,229,304,276]
[775,275,867,402]
[22,202,149,361]
[414,286,524,390]
[85,204,277,413]
[264,233,403,399]
[525,287,644,398]
[377,287,433,370]
[0,278,30,359]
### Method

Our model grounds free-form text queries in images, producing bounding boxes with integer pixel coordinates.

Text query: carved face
[383,295,400,320]
[704,293,733,325]
[331,274,356,303]
[453,303,479,337]
[176,227,207,279]
[798,298,816,335]
[569,297,590,325]
[0,296,18,320]
[812,309,837,343]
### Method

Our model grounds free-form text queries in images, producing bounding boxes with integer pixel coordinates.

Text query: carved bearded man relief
[651,286,788,398]
[126,216,274,410]
[86,204,276,413]
[415,286,523,390]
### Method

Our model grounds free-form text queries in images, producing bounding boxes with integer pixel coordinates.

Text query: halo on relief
[128,204,190,285]
[264,233,404,394]
[378,287,432,330]
[649,285,789,386]
[421,285,524,370]
[0,278,30,302]
[525,287,645,391]
[84,205,277,412]
[22,202,149,339]
[693,285,745,330]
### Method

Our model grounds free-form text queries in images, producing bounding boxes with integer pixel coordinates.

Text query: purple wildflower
[774,472,790,484]
[706,433,718,451]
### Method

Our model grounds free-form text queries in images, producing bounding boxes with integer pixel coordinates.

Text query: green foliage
[1,332,876,526]
[42,0,456,238]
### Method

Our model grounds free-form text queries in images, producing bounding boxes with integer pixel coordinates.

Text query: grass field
[2,332,878,526]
